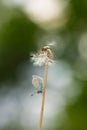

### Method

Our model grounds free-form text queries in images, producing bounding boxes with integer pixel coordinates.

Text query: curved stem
[38,63,48,130]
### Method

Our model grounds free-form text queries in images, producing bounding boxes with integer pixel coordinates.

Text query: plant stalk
[38,63,48,130]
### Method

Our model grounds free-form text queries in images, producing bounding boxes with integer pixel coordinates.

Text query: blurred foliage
[0,7,38,82]
[58,80,87,130]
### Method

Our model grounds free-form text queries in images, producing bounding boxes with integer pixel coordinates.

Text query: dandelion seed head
[31,45,54,66]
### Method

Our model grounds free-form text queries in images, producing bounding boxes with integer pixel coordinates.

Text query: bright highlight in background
[23,0,69,30]
[2,0,70,30]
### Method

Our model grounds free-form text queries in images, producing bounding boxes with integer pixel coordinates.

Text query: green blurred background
[0,0,87,130]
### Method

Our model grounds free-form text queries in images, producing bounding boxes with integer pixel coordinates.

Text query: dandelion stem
[38,63,48,130]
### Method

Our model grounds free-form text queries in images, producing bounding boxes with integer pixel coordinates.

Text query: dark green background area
[0,8,38,82]
[0,0,87,130]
